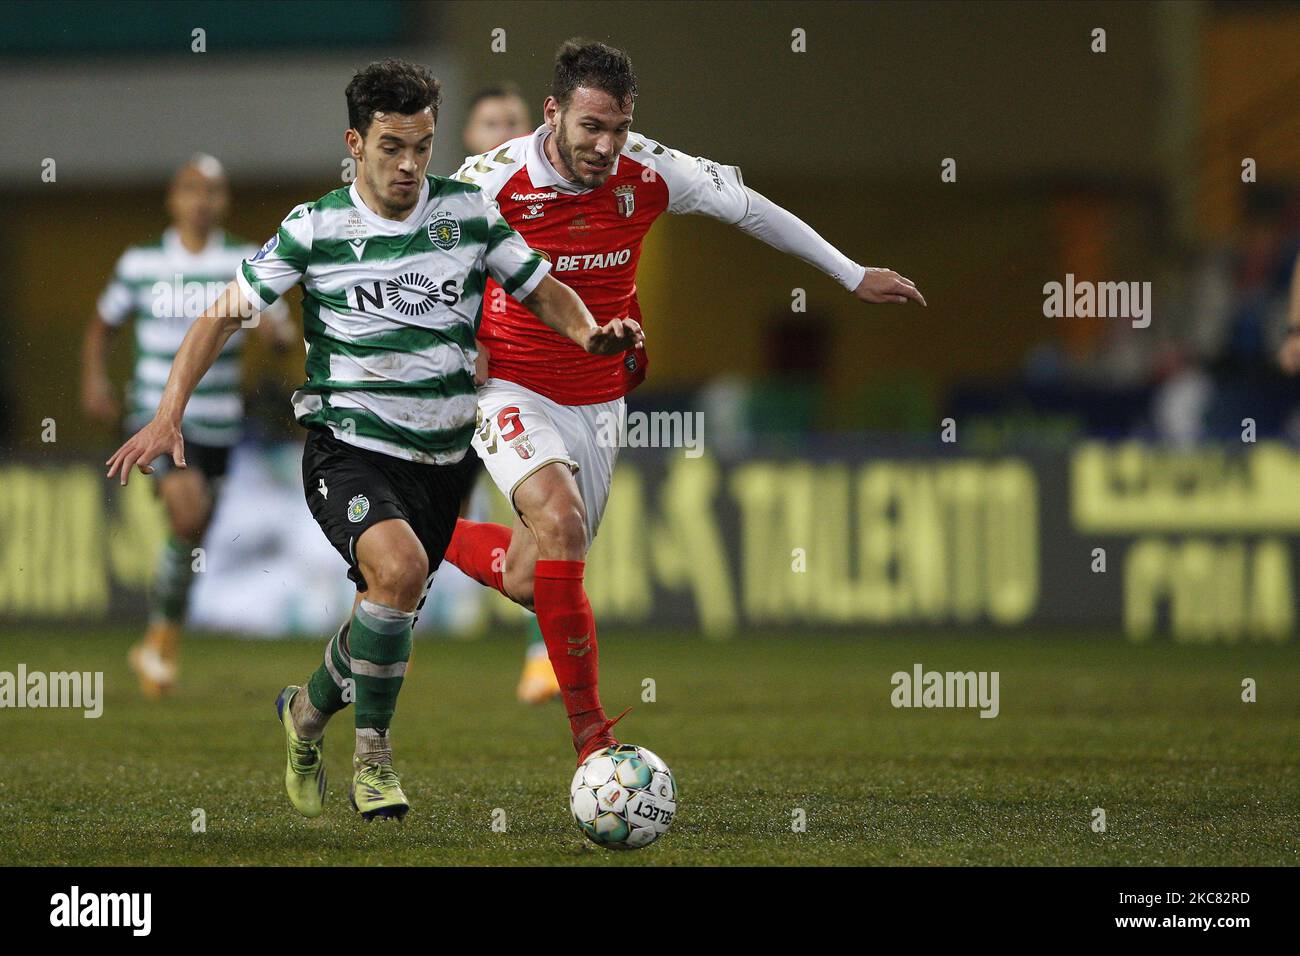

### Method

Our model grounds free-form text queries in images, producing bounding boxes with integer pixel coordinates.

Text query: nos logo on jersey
[428,213,461,251]
[351,273,462,316]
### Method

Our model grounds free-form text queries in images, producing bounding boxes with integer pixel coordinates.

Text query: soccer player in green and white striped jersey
[82,154,293,700]
[107,59,642,821]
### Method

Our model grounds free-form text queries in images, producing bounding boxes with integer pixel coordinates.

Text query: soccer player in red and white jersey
[456,83,567,706]
[446,40,925,764]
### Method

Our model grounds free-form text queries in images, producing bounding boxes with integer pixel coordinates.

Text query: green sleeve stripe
[273,227,311,270]
[485,218,516,253]
[240,261,281,306]
[460,215,490,247]
[498,255,545,297]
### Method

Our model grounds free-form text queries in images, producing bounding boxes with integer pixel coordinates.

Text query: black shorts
[447,443,485,505]
[301,428,465,592]
[147,438,231,484]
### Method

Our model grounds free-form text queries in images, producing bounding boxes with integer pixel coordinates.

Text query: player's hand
[474,339,491,386]
[106,417,185,486]
[81,374,120,422]
[583,317,644,356]
[1279,334,1300,375]
[854,267,926,306]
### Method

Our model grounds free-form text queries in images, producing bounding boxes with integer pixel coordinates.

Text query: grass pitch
[0,627,1296,866]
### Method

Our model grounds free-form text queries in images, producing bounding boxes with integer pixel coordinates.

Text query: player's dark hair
[551,39,637,110]
[346,59,443,137]
[468,82,525,113]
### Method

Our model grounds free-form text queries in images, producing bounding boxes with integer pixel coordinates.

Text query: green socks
[348,600,414,764]
[299,600,415,761]
[148,536,195,624]
[305,619,353,722]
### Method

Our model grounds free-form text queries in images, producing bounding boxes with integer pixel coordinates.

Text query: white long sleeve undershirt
[733,187,867,292]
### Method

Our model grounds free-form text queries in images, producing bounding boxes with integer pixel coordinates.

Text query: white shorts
[471,378,623,547]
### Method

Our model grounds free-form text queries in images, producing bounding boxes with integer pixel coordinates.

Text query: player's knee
[162,477,212,543]
[169,506,209,544]
[365,545,428,609]
[527,498,587,558]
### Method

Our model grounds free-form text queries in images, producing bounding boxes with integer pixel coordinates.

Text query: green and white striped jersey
[97,228,285,446]
[237,175,550,464]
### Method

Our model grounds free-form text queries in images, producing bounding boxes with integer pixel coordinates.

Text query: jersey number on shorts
[497,406,524,442]
[477,405,525,454]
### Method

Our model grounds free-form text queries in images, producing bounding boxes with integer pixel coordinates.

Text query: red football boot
[574,707,632,765]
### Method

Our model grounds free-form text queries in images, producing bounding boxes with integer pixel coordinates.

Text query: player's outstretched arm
[736,187,925,307]
[105,281,252,485]
[523,274,645,356]
[653,142,925,308]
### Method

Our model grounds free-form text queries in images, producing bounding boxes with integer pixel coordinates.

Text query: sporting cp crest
[346,494,370,523]
[427,213,461,251]
[614,184,636,218]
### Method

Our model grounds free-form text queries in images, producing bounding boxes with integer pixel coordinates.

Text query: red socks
[533,559,606,738]
[446,526,607,745]
[443,518,511,595]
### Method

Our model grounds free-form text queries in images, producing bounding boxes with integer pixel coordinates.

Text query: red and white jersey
[453,125,749,405]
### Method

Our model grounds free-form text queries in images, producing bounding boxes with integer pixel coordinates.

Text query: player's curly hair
[552,39,638,110]
[346,59,443,136]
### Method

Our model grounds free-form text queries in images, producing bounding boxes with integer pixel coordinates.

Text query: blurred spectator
[462,83,532,156]
[1159,187,1300,441]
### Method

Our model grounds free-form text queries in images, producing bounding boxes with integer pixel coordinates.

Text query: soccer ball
[570,744,677,849]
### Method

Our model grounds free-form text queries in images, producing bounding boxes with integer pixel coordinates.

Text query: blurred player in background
[81,154,292,699]
[463,83,532,158]
[455,83,562,705]
[447,39,925,765]
[107,60,639,820]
